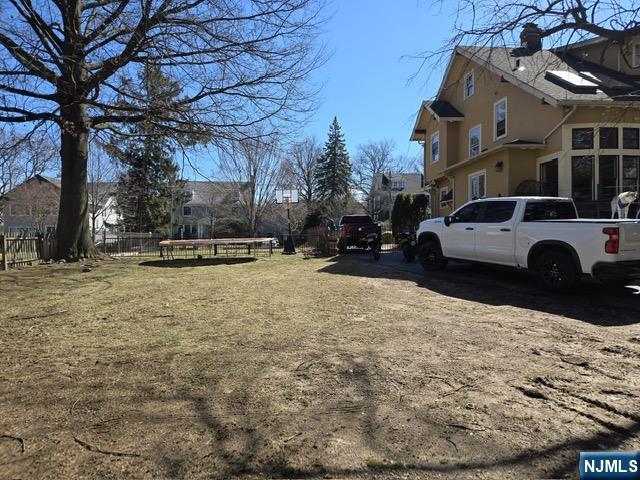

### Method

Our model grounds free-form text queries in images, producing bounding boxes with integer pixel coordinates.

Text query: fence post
[103,229,107,254]
[1,235,7,271]
[37,234,44,261]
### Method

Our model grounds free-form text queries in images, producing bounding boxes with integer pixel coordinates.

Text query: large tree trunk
[56,103,94,259]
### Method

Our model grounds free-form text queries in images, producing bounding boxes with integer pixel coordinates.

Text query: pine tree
[315,117,351,206]
[114,66,185,235]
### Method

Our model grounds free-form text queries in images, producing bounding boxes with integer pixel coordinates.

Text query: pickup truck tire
[534,250,578,293]
[338,239,346,254]
[419,241,448,271]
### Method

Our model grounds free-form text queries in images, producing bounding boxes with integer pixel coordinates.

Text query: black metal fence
[96,232,163,257]
[273,229,399,257]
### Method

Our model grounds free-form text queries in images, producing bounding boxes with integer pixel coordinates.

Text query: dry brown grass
[0,254,639,479]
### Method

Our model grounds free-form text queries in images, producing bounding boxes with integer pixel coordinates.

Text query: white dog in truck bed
[611,191,639,219]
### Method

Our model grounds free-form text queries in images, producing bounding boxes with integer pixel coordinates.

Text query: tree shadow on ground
[139,258,257,268]
[124,348,639,479]
[318,253,640,327]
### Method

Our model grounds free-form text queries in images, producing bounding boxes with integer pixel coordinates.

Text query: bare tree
[198,182,239,238]
[0,128,57,197]
[0,0,326,258]
[420,1,640,76]
[288,137,321,204]
[352,139,403,217]
[88,141,117,241]
[217,135,282,236]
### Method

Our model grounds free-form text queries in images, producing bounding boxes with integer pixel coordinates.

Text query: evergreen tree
[114,66,185,235]
[315,117,352,208]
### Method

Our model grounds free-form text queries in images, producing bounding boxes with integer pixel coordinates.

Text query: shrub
[391,193,430,237]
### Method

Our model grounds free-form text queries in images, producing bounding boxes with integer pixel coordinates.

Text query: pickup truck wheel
[338,239,346,254]
[418,241,448,271]
[534,250,578,293]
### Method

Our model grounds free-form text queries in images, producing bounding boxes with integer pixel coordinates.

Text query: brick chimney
[520,23,543,52]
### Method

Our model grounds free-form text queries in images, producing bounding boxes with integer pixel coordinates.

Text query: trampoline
[159,237,275,259]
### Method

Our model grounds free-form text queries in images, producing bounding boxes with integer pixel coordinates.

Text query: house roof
[427,100,464,120]
[183,181,244,206]
[39,175,61,188]
[0,174,60,201]
[411,37,640,140]
[457,45,640,105]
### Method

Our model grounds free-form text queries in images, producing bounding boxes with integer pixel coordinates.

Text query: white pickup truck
[416,196,640,292]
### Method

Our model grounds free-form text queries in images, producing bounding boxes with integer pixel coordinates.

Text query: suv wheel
[418,240,447,271]
[534,250,578,293]
[338,239,346,254]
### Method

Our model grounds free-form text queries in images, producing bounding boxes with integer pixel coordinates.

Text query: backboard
[275,188,299,204]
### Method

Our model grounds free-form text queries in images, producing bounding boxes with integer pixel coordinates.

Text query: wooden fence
[0,234,56,270]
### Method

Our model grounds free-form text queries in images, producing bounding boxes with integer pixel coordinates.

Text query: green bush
[391,193,430,237]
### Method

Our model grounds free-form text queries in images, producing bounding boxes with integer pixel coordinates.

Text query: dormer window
[183,206,192,216]
[464,71,474,98]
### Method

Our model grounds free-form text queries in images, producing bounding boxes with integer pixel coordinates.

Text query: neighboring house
[410,24,640,219]
[370,172,425,219]
[0,175,60,236]
[0,175,120,238]
[174,181,243,239]
[88,182,120,239]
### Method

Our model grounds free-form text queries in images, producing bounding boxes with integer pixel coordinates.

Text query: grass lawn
[0,254,639,479]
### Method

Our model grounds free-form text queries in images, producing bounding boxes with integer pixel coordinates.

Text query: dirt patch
[0,254,639,479]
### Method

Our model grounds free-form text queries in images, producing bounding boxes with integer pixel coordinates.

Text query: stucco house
[411,24,640,219]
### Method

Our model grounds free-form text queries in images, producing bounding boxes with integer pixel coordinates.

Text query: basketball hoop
[275,189,299,205]
[275,188,298,254]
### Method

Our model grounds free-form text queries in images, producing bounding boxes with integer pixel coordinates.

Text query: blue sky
[177,1,460,180]
[303,0,457,162]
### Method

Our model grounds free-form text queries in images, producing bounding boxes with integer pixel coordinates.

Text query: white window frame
[464,70,475,99]
[183,206,192,216]
[633,43,640,68]
[439,187,450,206]
[468,169,486,201]
[469,124,482,158]
[391,180,405,190]
[431,132,440,163]
[561,122,640,200]
[493,97,507,140]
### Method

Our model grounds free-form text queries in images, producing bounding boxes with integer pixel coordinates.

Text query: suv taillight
[603,227,619,254]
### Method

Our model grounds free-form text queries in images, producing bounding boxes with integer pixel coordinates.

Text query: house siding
[413,46,640,218]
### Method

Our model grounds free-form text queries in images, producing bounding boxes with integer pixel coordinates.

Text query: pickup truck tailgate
[619,223,640,260]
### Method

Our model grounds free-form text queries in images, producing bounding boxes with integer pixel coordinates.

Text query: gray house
[174,181,245,238]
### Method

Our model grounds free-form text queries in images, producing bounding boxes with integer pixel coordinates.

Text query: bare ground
[0,253,639,479]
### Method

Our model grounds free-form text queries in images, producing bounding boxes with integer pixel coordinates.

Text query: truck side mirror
[444,216,453,227]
